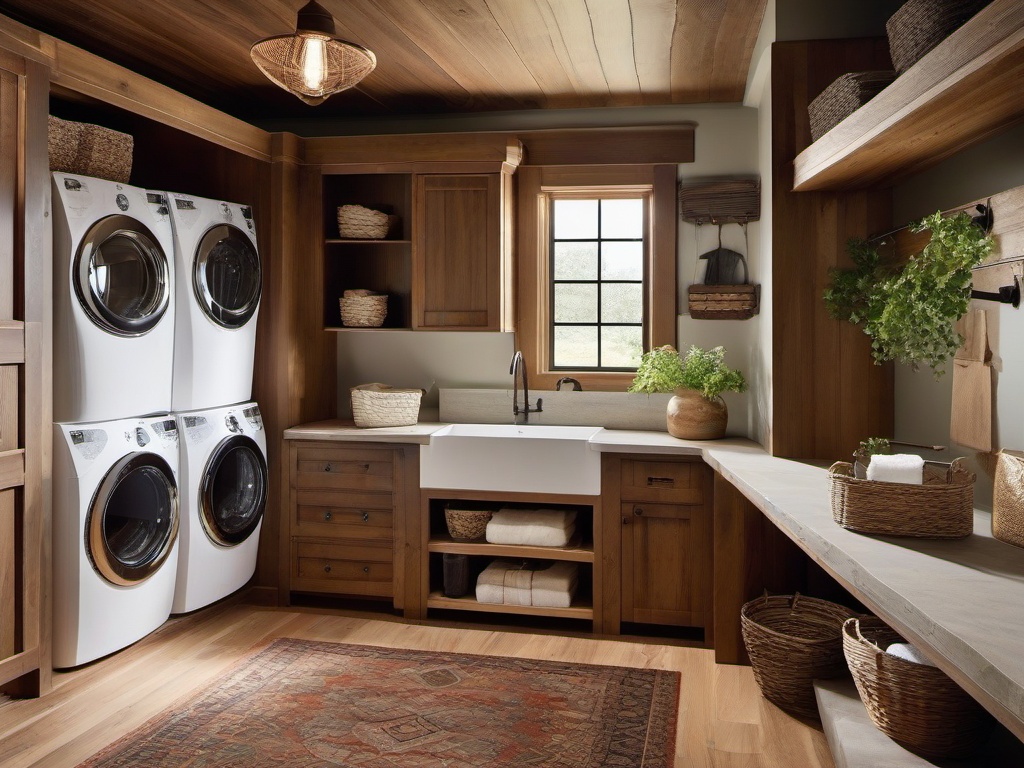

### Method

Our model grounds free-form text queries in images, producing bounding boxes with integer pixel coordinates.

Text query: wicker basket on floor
[339,289,387,327]
[829,460,974,538]
[337,205,398,239]
[886,0,991,75]
[350,383,422,428]
[48,115,133,183]
[843,617,990,759]
[808,71,897,141]
[741,593,855,720]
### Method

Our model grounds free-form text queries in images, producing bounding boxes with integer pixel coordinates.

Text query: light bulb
[301,36,327,92]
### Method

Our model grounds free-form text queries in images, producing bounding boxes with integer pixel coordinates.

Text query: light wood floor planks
[0,602,834,767]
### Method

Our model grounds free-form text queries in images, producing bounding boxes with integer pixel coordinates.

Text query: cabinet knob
[622,516,631,525]
[634,506,645,516]
[323,511,333,521]
[323,564,332,574]
[323,463,332,472]
[361,511,370,522]
[362,566,370,574]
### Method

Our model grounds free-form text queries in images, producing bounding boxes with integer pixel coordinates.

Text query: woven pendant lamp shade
[250,1,376,106]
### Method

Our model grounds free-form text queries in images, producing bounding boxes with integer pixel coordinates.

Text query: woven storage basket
[741,593,855,720]
[444,505,493,541]
[829,460,974,538]
[688,284,760,319]
[339,289,387,327]
[808,71,897,141]
[350,383,421,428]
[993,449,1024,548]
[843,617,990,758]
[337,205,398,239]
[678,178,760,225]
[886,0,991,75]
[48,115,133,183]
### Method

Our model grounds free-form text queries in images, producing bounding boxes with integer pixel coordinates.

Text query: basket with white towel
[475,559,579,609]
[485,508,576,548]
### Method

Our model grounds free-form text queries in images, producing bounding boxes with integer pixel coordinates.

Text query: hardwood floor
[0,602,834,767]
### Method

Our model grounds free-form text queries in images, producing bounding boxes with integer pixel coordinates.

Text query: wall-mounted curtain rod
[971,276,1020,308]
[868,201,993,244]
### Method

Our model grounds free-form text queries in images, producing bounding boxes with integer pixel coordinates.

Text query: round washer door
[87,453,179,586]
[200,435,267,547]
[74,214,171,337]
[193,224,261,329]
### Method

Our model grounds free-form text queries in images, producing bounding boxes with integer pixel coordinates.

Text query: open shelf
[793,0,1024,191]
[325,239,412,245]
[427,533,594,563]
[427,591,594,620]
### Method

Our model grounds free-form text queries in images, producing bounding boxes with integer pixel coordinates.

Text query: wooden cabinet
[321,167,514,332]
[284,441,415,606]
[601,454,713,637]
[414,173,511,330]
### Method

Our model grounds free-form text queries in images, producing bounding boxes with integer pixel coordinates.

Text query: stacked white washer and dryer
[51,175,266,668]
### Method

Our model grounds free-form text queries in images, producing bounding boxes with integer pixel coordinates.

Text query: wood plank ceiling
[0,0,767,122]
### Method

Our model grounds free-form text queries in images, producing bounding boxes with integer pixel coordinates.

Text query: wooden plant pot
[667,387,727,440]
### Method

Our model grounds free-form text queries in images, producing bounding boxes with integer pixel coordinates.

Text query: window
[550,195,647,371]
[517,165,677,391]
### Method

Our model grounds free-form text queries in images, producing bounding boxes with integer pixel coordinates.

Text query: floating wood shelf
[793,0,1024,191]
[325,239,412,245]
[427,534,594,563]
[427,591,593,620]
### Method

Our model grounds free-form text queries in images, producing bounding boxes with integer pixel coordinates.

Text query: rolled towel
[486,508,577,547]
[530,561,578,609]
[885,642,937,667]
[866,453,924,485]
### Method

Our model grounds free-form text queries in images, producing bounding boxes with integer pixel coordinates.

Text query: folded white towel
[867,453,924,485]
[493,508,577,528]
[886,642,937,667]
[476,560,532,605]
[486,521,575,547]
[530,562,578,609]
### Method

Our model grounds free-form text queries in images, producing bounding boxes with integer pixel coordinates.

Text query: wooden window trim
[517,165,677,391]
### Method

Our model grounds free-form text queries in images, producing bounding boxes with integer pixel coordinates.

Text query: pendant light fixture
[250,0,376,106]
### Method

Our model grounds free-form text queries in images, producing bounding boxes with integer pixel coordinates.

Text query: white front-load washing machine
[53,414,180,667]
[172,401,267,614]
[52,173,175,423]
[163,192,262,412]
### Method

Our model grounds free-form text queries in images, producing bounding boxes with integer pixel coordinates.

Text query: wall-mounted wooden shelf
[325,239,412,245]
[793,0,1024,191]
[427,591,594,620]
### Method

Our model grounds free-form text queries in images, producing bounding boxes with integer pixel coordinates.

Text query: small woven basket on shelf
[741,593,855,720]
[48,115,133,183]
[808,71,896,141]
[339,289,387,327]
[350,383,422,428]
[337,205,398,239]
[843,617,990,759]
[829,460,975,538]
[444,504,493,541]
[886,0,990,75]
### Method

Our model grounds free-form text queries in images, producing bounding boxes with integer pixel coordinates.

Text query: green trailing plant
[629,344,746,400]
[824,211,994,375]
[857,437,892,458]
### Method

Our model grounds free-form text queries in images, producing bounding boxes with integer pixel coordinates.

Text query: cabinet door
[413,173,507,330]
[620,502,711,627]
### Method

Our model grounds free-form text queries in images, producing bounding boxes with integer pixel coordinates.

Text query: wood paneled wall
[770,40,895,460]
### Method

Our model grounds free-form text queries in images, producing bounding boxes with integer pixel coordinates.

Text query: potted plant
[824,210,994,375]
[629,345,747,439]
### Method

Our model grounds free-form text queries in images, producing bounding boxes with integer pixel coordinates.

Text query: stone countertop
[283,419,1024,737]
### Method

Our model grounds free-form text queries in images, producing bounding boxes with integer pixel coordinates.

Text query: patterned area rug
[79,638,680,767]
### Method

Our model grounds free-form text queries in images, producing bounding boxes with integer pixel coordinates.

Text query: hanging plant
[824,211,994,376]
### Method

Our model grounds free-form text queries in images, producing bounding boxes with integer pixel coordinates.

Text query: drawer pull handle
[362,566,370,574]
[323,463,333,472]
[323,565,332,574]
[361,511,370,522]
[634,506,644,516]
[647,476,674,488]
[323,511,333,521]
[622,516,631,525]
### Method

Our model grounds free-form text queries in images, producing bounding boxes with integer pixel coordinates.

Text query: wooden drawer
[294,504,394,541]
[291,540,394,597]
[620,458,705,504]
[294,445,394,492]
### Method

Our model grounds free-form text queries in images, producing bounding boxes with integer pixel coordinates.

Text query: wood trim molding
[306,134,523,168]
[0,322,23,364]
[519,125,695,166]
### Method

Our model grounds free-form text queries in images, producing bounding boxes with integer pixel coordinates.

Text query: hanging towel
[867,453,924,484]
[950,309,992,452]
[485,508,577,547]
[885,642,937,667]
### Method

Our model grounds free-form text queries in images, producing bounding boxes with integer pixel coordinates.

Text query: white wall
[891,123,1024,508]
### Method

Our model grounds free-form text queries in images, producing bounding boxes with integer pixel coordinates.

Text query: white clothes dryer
[52,173,175,423]
[163,192,261,412]
[53,414,180,668]
[172,401,267,614]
